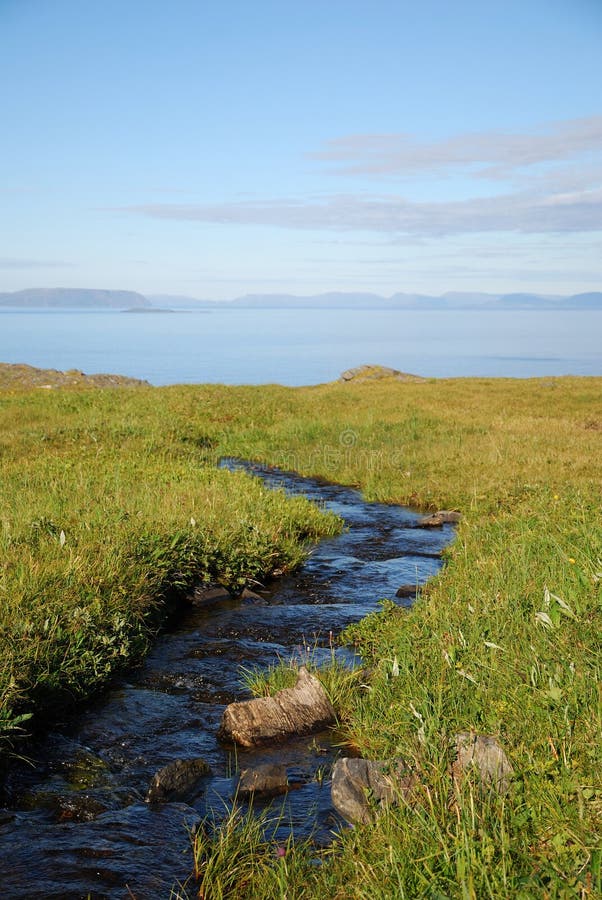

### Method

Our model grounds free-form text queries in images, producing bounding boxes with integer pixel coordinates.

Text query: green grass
[0,383,341,755]
[239,647,367,717]
[1,370,600,896]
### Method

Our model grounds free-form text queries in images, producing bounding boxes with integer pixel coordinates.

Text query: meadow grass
[1,371,600,896]
[0,382,341,755]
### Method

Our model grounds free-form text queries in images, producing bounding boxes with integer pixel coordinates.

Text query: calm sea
[0,307,600,385]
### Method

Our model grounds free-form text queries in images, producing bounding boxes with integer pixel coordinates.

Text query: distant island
[0,288,150,309]
[1,286,601,311]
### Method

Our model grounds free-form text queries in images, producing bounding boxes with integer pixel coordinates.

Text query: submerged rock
[452,733,514,795]
[56,794,111,822]
[218,666,336,748]
[331,757,418,825]
[19,789,111,822]
[238,763,289,798]
[146,757,211,804]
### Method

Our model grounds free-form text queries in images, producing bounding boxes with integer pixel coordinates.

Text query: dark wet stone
[53,748,112,790]
[17,783,114,822]
[395,584,420,598]
[238,763,288,798]
[55,794,111,822]
[240,587,268,604]
[188,582,232,606]
[146,757,211,803]
[331,757,418,825]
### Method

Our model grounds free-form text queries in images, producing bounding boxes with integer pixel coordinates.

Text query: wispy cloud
[309,116,602,179]
[121,116,602,239]
[124,186,602,237]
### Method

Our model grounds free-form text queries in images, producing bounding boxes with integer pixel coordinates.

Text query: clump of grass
[240,650,367,724]
[186,806,316,900]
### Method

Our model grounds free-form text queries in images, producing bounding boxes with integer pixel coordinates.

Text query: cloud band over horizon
[121,117,602,239]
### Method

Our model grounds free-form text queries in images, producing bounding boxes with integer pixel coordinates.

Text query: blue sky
[1,0,601,299]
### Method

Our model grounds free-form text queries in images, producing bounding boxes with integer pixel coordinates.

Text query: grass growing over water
[1,370,600,896]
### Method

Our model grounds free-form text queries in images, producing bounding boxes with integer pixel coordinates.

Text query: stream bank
[0,461,455,898]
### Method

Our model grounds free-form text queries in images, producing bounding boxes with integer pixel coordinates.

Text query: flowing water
[0,461,455,899]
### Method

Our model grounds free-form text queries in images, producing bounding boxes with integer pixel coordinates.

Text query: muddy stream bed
[0,460,455,898]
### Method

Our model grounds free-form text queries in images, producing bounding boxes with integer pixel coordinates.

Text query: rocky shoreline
[0,362,150,390]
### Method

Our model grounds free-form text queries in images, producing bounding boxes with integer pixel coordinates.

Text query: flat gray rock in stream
[238,763,289,798]
[331,757,418,825]
[146,757,211,803]
[218,666,336,747]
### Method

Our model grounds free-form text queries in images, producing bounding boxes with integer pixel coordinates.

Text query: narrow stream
[0,461,455,899]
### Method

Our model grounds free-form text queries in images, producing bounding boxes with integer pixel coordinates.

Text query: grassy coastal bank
[1,367,600,897]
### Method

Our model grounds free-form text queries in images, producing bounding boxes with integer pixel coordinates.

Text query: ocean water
[0,307,600,385]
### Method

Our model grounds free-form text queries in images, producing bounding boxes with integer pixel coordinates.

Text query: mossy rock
[339,364,426,383]
[0,362,149,391]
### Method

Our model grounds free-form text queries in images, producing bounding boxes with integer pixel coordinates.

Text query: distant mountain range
[0,288,149,309]
[1,287,601,310]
